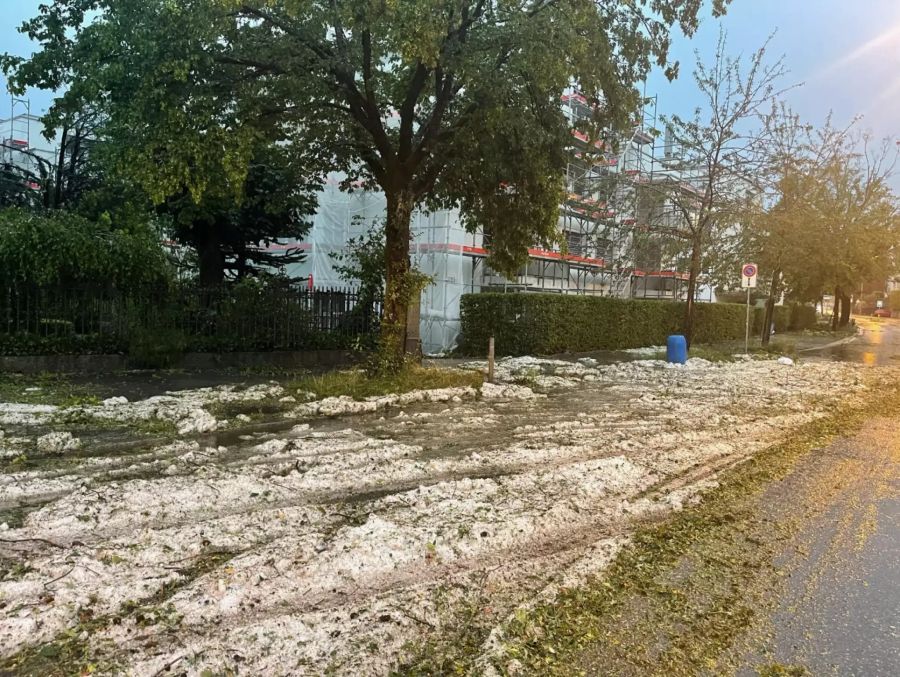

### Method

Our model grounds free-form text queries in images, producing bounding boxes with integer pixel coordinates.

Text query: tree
[3,2,324,287]
[741,110,899,332]
[738,105,813,344]
[0,155,43,209]
[160,145,319,285]
[0,111,97,210]
[654,31,787,346]
[783,135,898,328]
[5,0,731,368]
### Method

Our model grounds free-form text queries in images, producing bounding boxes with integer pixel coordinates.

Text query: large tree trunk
[761,268,781,346]
[839,288,852,327]
[831,285,842,331]
[196,226,225,289]
[378,190,414,372]
[682,234,703,348]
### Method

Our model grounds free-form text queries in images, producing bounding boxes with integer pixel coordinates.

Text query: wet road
[736,315,900,675]
[735,415,900,676]
[809,315,900,365]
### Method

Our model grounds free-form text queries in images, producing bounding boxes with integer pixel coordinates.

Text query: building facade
[281,91,715,354]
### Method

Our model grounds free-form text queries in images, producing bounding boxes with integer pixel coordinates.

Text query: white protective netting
[283,176,473,354]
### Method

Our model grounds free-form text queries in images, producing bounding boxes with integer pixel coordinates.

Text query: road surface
[731,414,900,676]
[809,315,900,365]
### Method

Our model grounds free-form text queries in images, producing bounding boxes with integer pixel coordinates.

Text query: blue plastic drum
[667,334,687,364]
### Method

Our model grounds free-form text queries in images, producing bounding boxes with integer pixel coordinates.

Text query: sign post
[741,263,758,353]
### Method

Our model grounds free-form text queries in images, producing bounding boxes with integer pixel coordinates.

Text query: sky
[2,0,899,166]
[645,0,900,138]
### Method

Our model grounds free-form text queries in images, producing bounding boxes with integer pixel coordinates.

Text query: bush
[789,303,818,330]
[0,207,171,291]
[752,306,788,334]
[126,325,187,369]
[888,290,900,312]
[753,303,817,334]
[0,279,381,359]
[0,332,123,356]
[458,293,746,356]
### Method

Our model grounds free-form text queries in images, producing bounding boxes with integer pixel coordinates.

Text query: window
[566,231,584,256]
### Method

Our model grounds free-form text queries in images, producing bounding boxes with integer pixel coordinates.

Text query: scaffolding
[280,88,710,353]
[554,89,703,301]
[2,96,33,167]
[2,96,31,159]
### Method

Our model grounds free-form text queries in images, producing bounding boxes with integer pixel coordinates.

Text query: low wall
[0,350,360,375]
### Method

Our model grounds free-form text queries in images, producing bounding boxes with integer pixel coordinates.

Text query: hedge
[458,293,745,356]
[458,293,818,356]
[752,302,818,334]
[889,290,900,311]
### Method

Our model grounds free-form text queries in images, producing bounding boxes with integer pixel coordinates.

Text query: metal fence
[0,282,383,354]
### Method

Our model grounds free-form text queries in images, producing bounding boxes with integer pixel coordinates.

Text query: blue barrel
[667,335,687,364]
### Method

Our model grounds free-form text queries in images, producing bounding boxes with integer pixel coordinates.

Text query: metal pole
[745,286,751,354]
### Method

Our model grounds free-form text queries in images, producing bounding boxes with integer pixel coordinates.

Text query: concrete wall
[0,350,362,375]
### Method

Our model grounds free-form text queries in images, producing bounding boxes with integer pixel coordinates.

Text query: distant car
[873,307,891,318]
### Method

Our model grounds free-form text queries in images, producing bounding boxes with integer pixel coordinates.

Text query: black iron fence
[0,281,382,356]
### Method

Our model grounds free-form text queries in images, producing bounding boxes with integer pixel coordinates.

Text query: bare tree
[655,30,789,345]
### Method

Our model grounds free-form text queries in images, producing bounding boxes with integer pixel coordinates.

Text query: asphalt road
[810,315,900,365]
[732,316,900,676]
[734,414,900,677]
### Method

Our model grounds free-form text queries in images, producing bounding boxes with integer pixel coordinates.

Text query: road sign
[741,263,758,289]
[740,263,758,353]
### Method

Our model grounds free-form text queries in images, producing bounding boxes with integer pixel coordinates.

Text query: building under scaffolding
[284,90,711,353]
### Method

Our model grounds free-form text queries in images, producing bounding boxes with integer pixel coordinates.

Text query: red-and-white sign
[741,263,758,289]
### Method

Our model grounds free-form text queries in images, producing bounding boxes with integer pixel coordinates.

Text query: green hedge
[889,290,900,311]
[459,293,819,356]
[458,293,746,356]
[753,303,818,334]
[789,303,818,330]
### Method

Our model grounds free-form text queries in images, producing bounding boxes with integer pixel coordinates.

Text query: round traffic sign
[742,264,757,278]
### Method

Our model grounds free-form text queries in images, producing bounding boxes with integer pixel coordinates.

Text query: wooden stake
[487,336,495,384]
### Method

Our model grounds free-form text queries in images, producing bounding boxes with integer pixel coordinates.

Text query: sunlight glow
[816,21,900,79]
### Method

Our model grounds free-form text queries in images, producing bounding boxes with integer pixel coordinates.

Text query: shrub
[0,207,171,291]
[0,332,123,356]
[458,293,746,356]
[888,290,900,311]
[788,303,818,331]
[126,325,187,369]
[753,303,817,334]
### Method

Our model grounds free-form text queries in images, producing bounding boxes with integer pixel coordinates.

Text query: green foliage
[4,0,732,366]
[752,303,817,334]
[162,144,319,284]
[745,121,900,304]
[332,223,386,298]
[716,290,767,305]
[0,280,378,358]
[458,293,747,356]
[0,208,170,290]
[788,303,818,331]
[889,290,900,311]
[0,333,123,357]
[126,325,187,369]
